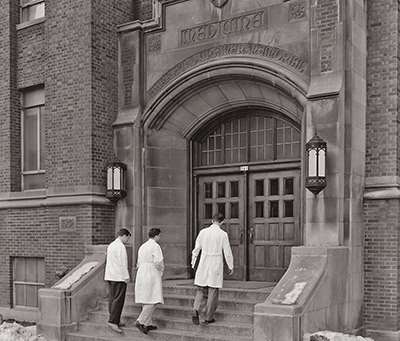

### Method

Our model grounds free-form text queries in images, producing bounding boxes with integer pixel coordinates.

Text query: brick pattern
[365,0,398,178]
[44,0,93,188]
[0,205,115,307]
[91,0,132,186]
[364,0,400,331]
[364,200,400,330]
[17,23,45,88]
[133,0,153,21]
[0,0,20,192]
[0,0,132,309]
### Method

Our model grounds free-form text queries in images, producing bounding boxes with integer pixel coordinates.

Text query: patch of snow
[281,281,307,305]
[0,322,47,341]
[53,261,98,290]
[310,331,374,341]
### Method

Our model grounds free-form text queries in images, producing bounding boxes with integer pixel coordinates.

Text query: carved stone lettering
[180,9,267,47]
[147,43,307,100]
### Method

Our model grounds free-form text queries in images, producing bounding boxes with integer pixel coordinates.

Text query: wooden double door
[197,169,301,282]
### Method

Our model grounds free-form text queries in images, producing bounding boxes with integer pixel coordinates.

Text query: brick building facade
[0,0,400,340]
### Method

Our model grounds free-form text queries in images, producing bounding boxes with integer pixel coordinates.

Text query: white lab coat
[191,223,234,288]
[104,238,130,282]
[135,238,164,304]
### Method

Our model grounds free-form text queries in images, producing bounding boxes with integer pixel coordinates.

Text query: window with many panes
[194,113,300,167]
[20,0,45,24]
[13,257,45,308]
[22,87,45,190]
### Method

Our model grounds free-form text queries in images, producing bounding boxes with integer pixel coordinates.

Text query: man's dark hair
[117,228,131,237]
[212,213,224,223]
[149,228,161,238]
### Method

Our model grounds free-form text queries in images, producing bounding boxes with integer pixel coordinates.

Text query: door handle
[249,228,254,244]
[240,231,244,244]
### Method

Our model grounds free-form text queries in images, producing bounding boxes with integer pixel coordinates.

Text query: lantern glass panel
[308,149,317,177]
[318,149,326,177]
[113,167,121,190]
[107,167,113,190]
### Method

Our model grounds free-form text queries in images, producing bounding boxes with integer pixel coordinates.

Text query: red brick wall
[0,0,20,192]
[0,0,132,309]
[44,0,93,188]
[133,0,153,21]
[366,1,398,177]
[365,0,400,331]
[0,205,115,307]
[17,24,45,88]
[91,0,133,186]
[364,200,400,330]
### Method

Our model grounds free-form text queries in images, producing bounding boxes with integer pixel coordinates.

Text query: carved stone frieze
[147,43,307,100]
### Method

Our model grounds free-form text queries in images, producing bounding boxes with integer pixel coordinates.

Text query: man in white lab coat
[191,213,234,325]
[134,228,164,334]
[104,228,131,333]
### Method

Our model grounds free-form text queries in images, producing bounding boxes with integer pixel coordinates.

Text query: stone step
[126,284,271,302]
[101,294,257,313]
[68,321,252,341]
[87,311,252,337]
[92,302,253,324]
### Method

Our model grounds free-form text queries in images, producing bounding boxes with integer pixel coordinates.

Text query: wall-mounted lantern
[106,162,127,202]
[305,134,327,195]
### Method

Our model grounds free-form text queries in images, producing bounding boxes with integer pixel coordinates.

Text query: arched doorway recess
[143,74,305,281]
[192,109,301,282]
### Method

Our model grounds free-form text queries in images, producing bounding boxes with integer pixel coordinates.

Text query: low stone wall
[254,247,352,341]
[37,245,108,341]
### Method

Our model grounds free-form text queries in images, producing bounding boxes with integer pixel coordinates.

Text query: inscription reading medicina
[147,43,307,100]
[180,9,267,47]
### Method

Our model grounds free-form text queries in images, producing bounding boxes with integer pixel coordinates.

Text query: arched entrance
[192,109,301,282]
[143,71,306,281]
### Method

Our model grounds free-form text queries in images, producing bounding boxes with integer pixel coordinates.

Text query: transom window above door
[193,113,301,167]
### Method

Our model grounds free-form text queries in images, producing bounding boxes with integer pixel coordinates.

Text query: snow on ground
[309,331,374,341]
[0,322,47,341]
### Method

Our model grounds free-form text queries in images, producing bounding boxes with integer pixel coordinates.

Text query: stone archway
[143,74,305,279]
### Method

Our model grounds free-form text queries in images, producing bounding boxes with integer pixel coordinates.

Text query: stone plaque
[59,216,76,231]
[180,8,267,47]
[288,1,306,21]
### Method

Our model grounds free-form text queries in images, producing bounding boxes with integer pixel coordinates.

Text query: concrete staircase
[66,280,274,341]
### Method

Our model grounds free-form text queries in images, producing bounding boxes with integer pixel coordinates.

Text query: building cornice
[364,176,400,200]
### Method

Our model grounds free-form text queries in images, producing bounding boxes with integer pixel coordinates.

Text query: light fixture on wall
[106,162,127,202]
[305,134,327,195]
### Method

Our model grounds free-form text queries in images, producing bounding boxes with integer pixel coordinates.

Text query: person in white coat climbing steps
[134,228,164,334]
[191,213,234,325]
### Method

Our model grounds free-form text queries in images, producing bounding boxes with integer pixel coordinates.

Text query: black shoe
[135,321,148,334]
[192,310,199,325]
[204,318,216,324]
[147,325,158,331]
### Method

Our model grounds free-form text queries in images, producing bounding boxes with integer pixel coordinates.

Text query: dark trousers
[108,281,127,325]
[193,286,219,321]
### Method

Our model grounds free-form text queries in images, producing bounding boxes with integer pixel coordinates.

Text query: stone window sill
[17,17,45,31]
